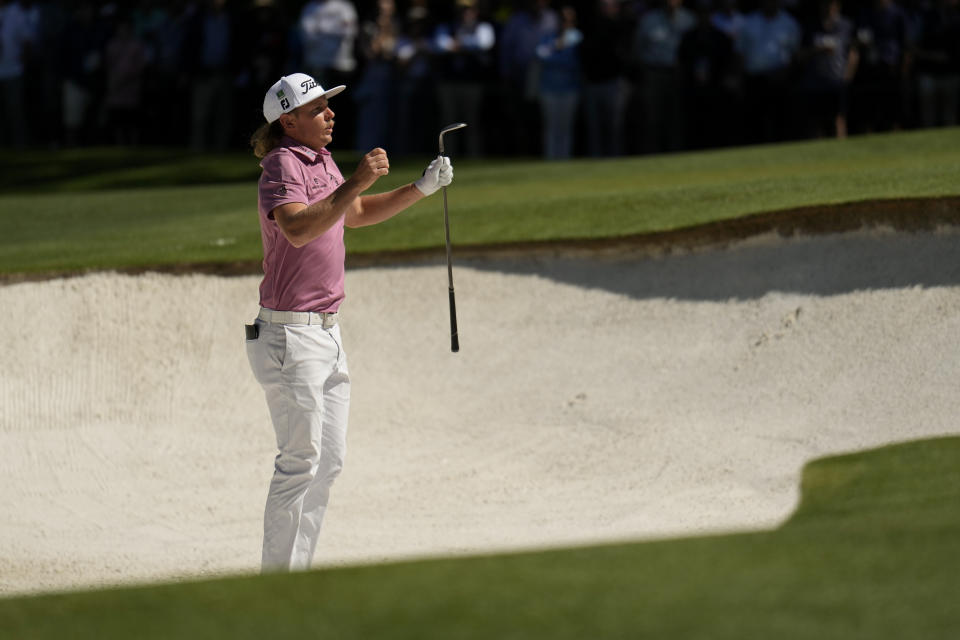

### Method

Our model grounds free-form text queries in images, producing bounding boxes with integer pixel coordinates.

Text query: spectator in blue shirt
[580,0,631,157]
[0,0,38,148]
[354,0,399,152]
[913,0,960,128]
[432,0,495,157]
[185,0,235,151]
[711,0,745,43]
[497,0,558,156]
[851,0,909,132]
[536,4,582,159]
[679,0,739,149]
[736,0,801,142]
[799,0,859,138]
[393,4,437,155]
[630,0,696,153]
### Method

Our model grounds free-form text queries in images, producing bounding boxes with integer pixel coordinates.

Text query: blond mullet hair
[250,120,286,159]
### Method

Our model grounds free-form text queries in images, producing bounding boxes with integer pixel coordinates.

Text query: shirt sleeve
[259,150,309,220]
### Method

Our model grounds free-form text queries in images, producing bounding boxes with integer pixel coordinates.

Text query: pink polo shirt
[257,137,347,313]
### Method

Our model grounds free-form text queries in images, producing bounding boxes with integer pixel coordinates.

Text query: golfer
[246,73,452,572]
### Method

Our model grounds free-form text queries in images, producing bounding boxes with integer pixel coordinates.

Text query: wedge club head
[439,123,467,154]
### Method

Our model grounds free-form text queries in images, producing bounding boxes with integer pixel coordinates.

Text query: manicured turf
[1,436,957,639]
[2,128,959,274]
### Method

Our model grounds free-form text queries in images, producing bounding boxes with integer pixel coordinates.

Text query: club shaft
[439,123,465,353]
[448,287,459,352]
[442,186,454,288]
[442,184,458,352]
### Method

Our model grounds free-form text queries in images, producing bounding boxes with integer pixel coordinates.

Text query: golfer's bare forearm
[275,178,366,247]
[346,184,425,228]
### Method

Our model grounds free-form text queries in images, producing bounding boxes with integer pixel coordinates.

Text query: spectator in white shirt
[299,0,358,149]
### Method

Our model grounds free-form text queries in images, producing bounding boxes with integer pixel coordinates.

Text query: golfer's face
[289,97,335,150]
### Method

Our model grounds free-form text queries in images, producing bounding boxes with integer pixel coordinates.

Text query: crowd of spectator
[0,0,957,158]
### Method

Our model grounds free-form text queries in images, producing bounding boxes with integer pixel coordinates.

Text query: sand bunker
[2,226,959,595]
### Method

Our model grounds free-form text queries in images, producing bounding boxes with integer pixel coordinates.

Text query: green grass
[1,127,959,274]
[1,436,957,639]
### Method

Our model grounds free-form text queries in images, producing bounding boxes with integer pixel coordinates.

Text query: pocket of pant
[247,322,286,384]
[327,325,348,374]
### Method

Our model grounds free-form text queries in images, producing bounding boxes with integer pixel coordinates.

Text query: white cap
[262,73,346,123]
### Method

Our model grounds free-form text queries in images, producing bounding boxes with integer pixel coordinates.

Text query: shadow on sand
[461,226,960,301]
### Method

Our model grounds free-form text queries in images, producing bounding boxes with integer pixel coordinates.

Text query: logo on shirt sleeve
[275,185,287,196]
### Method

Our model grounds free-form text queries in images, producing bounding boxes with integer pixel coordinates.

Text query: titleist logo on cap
[300,78,318,94]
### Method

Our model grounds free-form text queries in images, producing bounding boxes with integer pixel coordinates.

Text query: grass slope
[1,128,959,275]
[0,147,263,192]
[1,436,957,639]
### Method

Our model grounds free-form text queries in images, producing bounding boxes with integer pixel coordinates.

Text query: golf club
[439,123,467,353]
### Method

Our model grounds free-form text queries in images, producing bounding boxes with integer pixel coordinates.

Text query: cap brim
[323,85,346,99]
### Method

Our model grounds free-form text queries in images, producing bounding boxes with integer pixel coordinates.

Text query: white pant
[246,318,350,572]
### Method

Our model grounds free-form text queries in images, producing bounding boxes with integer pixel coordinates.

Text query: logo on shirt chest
[310,174,341,191]
[306,175,326,196]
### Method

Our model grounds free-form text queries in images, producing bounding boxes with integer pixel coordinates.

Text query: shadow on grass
[0,148,257,193]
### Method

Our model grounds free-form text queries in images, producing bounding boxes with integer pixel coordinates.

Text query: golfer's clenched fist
[353,148,390,191]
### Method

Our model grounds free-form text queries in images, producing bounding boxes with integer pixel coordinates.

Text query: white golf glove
[414,156,453,196]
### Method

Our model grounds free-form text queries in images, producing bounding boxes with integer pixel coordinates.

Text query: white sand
[1,226,958,596]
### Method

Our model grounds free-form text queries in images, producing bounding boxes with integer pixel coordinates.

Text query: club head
[438,123,467,153]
